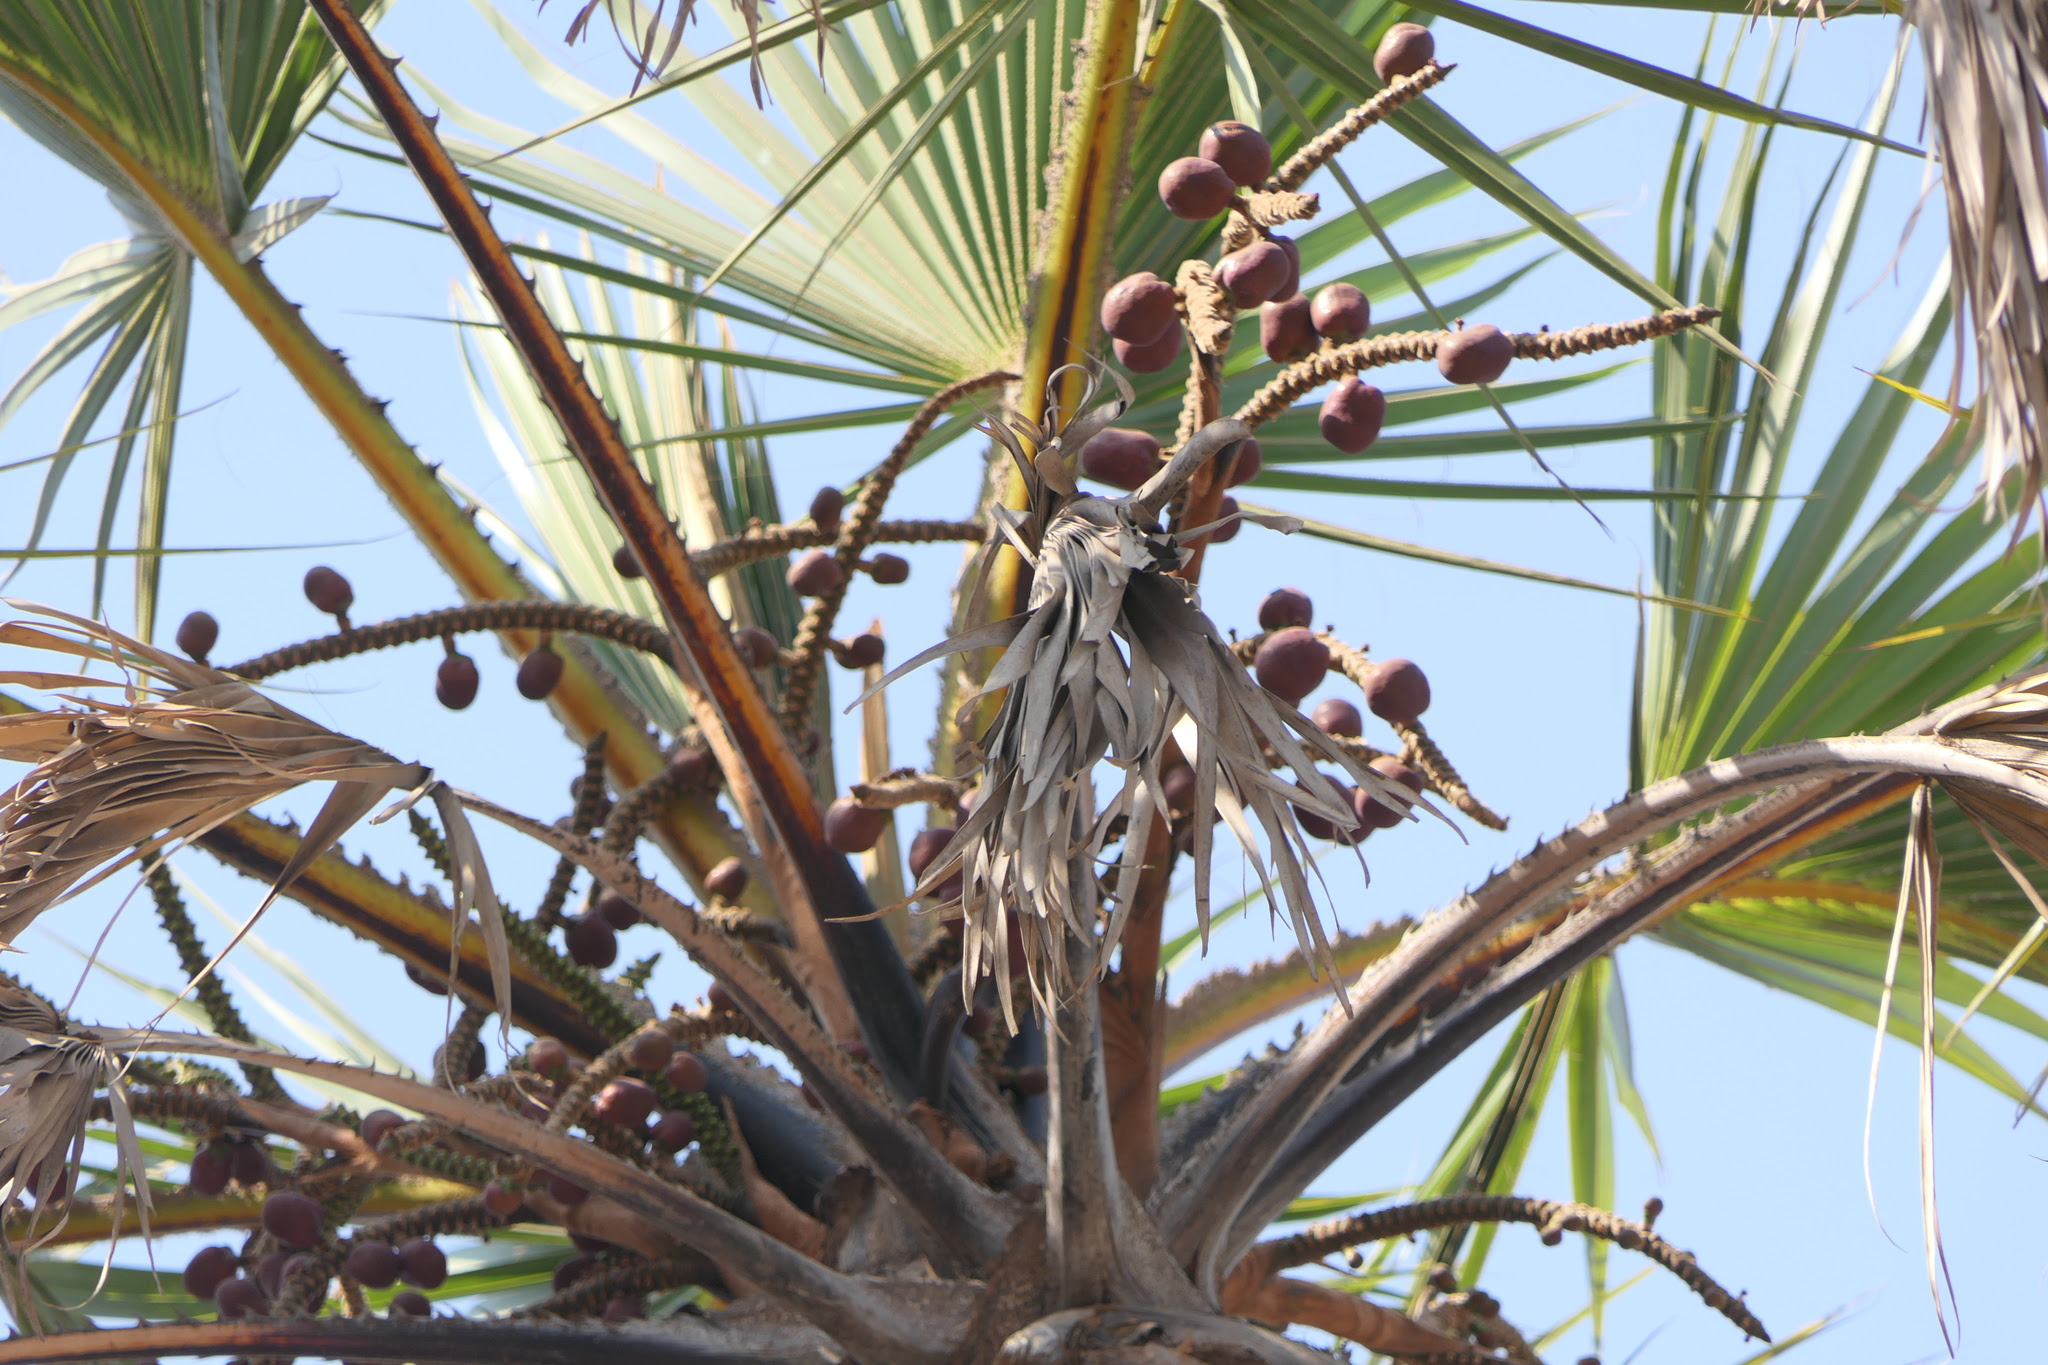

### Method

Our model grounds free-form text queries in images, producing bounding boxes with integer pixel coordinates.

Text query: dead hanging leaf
[857,371,1433,1028]
[0,602,511,1029]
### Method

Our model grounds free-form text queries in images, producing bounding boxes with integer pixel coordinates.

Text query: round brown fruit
[1010,1064,1050,1096]
[1159,156,1238,220]
[1225,437,1262,488]
[547,1173,589,1206]
[1199,120,1273,187]
[389,1289,432,1318]
[175,611,218,663]
[734,626,779,668]
[528,1037,569,1076]
[516,645,564,700]
[1319,377,1387,455]
[1261,295,1318,364]
[482,1179,525,1217]
[261,1190,322,1249]
[809,485,845,531]
[565,912,618,969]
[1214,241,1290,308]
[866,553,910,585]
[593,1077,656,1129]
[1310,283,1371,343]
[908,826,955,880]
[1254,627,1330,703]
[255,1250,290,1297]
[665,1051,710,1093]
[214,1275,268,1319]
[1162,764,1198,815]
[435,652,480,710]
[612,544,643,579]
[596,889,641,931]
[788,549,843,597]
[1210,497,1242,543]
[705,856,749,901]
[553,1253,598,1292]
[1078,428,1161,491]
[669,745,712,786]
[399,1238,448,1289]
[825,796,889,853]
[345,1240,401,1290]
[1114,325,1184,374]
[183,1245,238,1301]
[1312,697,1363,737]
[405,961,450,996]
[628,1029,674,1072]
[189,1142,231,1196]
[1364,657,1431,724]
[1258,588,1313,631]
[839,633,885,669]
[1100,272,1179,346]
[1357,759,1422,830]
[1274,235,1302,299]
[1296,782,1362,843]
[1374,22,1436,81]
[303,565,353,616]
[230,1141,270,1188]
[652,1111,697,1151]
[706,982,736,1012]
[1436,324,1514,385]
[361,1109,405,1150]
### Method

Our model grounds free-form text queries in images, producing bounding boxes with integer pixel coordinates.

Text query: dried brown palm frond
[1913,0,2048,525]
[0,603,512,1024]
[863,374,1429,1025]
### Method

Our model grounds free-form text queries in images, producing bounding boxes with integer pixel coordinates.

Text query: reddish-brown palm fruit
[1101,272,1180,346]
[706,981,736,1012]
[1261,295,1318,364]
[482,1179,525,1216]
[825,796,889,853]
[389,1289,432,1318]
[230,1141,270,1188]
[612,544,643,578]
[1159,156,1238,219]
[1200,120,1273,187]
[788,549,843,596]
[553,1253,598,1292]
[652,1110,698,1151]
[361,1109,405,1151]
[1312,697,1363,737]
[516,645,563,700]
[1078,428,1161,491]
[1374,22,1436,80]
[547,1172,589,1206]
[865,553,910,585]
[256,1251,291,1296]
[1210,497,1242,543]
[175,611,218,663]
[668,745,712,786]
[1364,657,1431,724]
[963,1003,994,1038]
[705,856,749,901]
[809,485,845,531]
[1254,627,1330,703]
[594,1077,656,1129]
[188,1142,232,1196]
[1311,283,1371,343]
[1293,781,1346,842]
[528,1037,569,1077]
[435,651,480,710]
[665,1051,710,1093]
[838,633,885,669]
[569,1231,613,1255]
[404,961,450,996]
[1358,757,1424,829]
[261,1190,321,1248]
[183,1245,238,1300]
[345,1240,401,1290]
[1437,324,1513,385]
[595,889,641,931]
[565,912,618,969]
[1258,587,1314,631]
[605,1297,649,1323]
[1115,324,1184,374]
[398,1239,448,1289]
[1374,756,1427,794]
[1319,377,1387,455]
[1214,241,1290,308]
[1162,763,1198,815]
[1274,235,1302,300]
[1010,1064,1050,1096]
[214,1275,268,1319]
[734,625,778,667]
[1225,437,1263,487]
[627,1028,674,1072]
[908,826,955,881]
[303,565,352,618]
[24,1160,67,1204]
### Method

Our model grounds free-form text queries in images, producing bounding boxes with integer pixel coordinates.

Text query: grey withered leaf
[858,371,1423,1025]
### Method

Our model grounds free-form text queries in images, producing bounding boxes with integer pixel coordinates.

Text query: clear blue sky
[1,3,2038,1362]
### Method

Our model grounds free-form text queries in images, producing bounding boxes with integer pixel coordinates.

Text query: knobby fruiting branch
[1266,64,1456,193]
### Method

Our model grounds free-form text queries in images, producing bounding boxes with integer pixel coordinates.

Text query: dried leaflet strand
[1266,64,1456,193]
[1234,306,1723,428]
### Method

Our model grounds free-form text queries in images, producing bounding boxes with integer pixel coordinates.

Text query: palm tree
[0,1,2041,1361]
